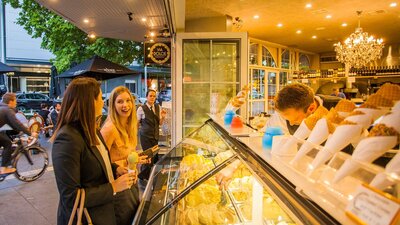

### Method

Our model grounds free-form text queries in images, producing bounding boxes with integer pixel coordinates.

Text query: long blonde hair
[107,86,138,148]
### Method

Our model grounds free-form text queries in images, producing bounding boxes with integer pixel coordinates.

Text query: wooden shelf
[292,74,400,80]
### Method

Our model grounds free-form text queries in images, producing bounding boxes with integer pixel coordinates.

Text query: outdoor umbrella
[0,62,16,73]
[49,66,61,98]
[57,55,137,80]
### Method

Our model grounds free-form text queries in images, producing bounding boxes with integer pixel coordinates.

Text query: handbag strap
[67,189,81,225]
[67,189,93,225]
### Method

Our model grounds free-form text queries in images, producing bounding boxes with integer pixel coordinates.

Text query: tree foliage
[4,0,143,72]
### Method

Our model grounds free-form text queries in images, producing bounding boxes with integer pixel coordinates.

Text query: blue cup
[224,110,235,126]
[262,127,283,150]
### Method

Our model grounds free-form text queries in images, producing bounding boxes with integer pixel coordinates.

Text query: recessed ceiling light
[277,23,283,27]
[305,3,312,8]
[390,2,397,7]
[326,15,332,19]
[253,15,260,19]
[341,23,348,27]
[316,27,326,31]
[150,32,155,37]
[141,18,147,22]
[296,30,302,34]
[83,19,89,23]
[312,35,317,39]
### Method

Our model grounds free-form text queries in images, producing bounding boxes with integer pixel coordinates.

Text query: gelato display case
[133,119,341,225]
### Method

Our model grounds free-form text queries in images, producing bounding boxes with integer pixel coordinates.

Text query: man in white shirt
[136,89,166,181]
[262,83,322,135]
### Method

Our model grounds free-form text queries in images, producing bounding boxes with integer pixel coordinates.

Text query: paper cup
[355,108,388,121]
[293,121,311,140]
[380,111,400,134]
[369,172,397,190]
[271,135,297,157]
[332,158,363,183]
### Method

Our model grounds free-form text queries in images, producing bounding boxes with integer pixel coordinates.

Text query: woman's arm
[52,130,114,209]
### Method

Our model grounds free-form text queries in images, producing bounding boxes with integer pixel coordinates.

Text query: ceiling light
[83,19,89,23]
[150,32,155,37]
[277,23,283,27]
[334,11,384,68]
[141,17,147,22]
[326,15,332,19]
[88,33,96,39]
[312,35,317,39]
[253,15,260,19]
[296,30,302,34]
[149,39,154,43]
[305,3,312,8]
[390,2,397,7]
[341,23,348,27]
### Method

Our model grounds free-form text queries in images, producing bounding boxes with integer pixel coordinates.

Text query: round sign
[149,43,171,64]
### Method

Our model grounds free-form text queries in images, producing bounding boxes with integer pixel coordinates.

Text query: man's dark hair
[53,102,61,107]
[1,92,16,104]
[146,89,156,97]
[41,103,48,109]
[275,83,314,113]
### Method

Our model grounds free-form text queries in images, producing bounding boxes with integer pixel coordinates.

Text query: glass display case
[134,120,340,225]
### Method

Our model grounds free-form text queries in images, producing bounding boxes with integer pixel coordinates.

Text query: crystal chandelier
[334,11,384,68]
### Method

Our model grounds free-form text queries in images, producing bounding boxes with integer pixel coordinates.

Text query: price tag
[346,184,400,225]
[301,79,309,83]
[348,77,356,83]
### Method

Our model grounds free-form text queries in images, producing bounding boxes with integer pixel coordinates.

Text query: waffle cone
[304,114,321,130]
[376,83,400,101]
[335,99,356,112]
[313,106,329,117]
[326,108,344,124]
[366,93,394,107]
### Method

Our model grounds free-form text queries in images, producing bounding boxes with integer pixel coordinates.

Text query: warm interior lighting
[150,32,155,37]
[334,11,384,68]
[253,15,260,19]
[305,3,312,8]
[277,23,283,27]
[326,15,332,19]
[312,35,317,39]
[390,2,397,7]
[341,23,348,27]
[83,19,89,23]
[141,17,147,22]
[149,39,154,43]
[88,33,96,39]
[296,30,302,34]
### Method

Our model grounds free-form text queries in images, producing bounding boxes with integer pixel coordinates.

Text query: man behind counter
[261,83,322,135]
[217,83,322,187]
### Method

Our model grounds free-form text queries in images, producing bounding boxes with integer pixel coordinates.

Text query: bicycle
[0,134,49,182]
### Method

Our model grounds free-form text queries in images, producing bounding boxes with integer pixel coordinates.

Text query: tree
[3,0,143,72]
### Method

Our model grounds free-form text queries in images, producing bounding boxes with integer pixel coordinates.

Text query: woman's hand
[111,173,135,193]
[116,166,128,177]
[138,155,150,164]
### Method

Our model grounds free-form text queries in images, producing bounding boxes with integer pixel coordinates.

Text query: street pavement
[0,136,58,225]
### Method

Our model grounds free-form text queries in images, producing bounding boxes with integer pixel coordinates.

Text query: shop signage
[144,42,171,65]
[346,184,400,225]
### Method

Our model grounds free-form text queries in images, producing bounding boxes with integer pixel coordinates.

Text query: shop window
[125,80,137,94]
[262,46,276,67]
[249,43,258,65]
[281,49,290,69]
[299,53,311,71]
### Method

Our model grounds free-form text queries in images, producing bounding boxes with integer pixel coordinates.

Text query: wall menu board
[144,42,171,65]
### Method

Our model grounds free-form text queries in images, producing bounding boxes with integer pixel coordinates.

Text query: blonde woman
[101,86,147,225]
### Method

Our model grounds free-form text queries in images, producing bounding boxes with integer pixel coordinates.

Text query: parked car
[158,89,171,104]
[16,93,53,111]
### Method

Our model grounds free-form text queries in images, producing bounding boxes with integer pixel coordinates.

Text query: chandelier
[334,11,384,68]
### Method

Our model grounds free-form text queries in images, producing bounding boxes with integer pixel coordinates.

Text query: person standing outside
[136,89,166,181]
[101,86,148,225]
[50,102,61,128]
[0,93,38,174]
[51,77,134,225]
